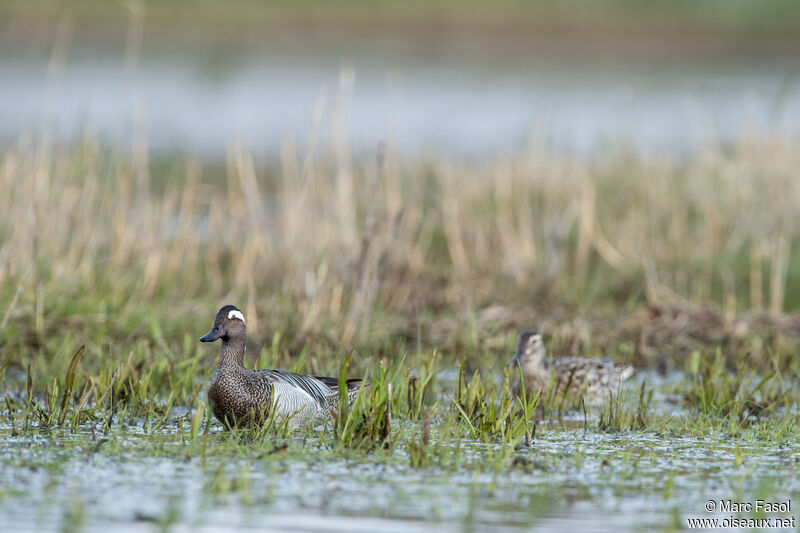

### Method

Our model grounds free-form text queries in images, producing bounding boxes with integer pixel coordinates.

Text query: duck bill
[199,328,222,342]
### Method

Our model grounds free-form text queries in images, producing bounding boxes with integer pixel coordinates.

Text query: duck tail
[616,364,635,382]
[345,378,367,391]
[323,378,369,403]
[347,379,369,401]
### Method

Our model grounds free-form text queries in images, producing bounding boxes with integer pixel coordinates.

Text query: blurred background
[3,0,800,162]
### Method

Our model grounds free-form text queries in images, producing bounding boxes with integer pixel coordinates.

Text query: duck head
[200,304,246,343]
[506,330,546,370]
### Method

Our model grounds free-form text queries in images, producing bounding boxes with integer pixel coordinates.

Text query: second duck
[507,330,634,406]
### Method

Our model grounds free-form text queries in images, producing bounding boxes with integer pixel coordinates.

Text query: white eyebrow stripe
[227,310,245,324]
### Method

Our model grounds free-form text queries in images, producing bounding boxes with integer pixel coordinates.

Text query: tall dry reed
[1,131,799,355]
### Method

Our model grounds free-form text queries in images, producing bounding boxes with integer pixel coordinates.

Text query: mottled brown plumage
[200,305,363,428]
[507,331,634,405]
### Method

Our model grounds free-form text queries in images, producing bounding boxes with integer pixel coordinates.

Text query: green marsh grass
[2,334,799,532]
[682,349,799,426]
[334,354,395,450]
[453,361,538,444]
[597,381,654,432]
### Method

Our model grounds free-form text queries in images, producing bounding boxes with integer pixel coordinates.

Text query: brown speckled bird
[200,305,363,428]
[507,331,634,405]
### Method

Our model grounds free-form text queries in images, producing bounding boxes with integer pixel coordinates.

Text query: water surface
[2,31,800,161]
[2,373,798,532]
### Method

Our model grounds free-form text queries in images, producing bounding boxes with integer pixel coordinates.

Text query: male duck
[507,331,634,405]
[200,305,363,428]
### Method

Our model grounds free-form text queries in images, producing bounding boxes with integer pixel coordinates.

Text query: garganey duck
[200,305,363,428]
[507,331,634,406]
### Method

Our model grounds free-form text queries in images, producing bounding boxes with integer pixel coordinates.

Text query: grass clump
[452,362,538,444]
[597,381,654,432]
[333,354,396,450]
[683,350,798,422]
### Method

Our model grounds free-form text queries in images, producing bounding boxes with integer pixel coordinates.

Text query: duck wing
[311,375,364,393]
[251,369,337,405]
[614,364,635,382]
[546,356,615,389]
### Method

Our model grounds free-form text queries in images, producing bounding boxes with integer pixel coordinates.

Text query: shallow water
[2,426,798,532]
[2,373,798,532]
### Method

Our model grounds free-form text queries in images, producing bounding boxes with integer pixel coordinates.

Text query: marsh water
[3,31,800,161]
[2,372,798,532]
